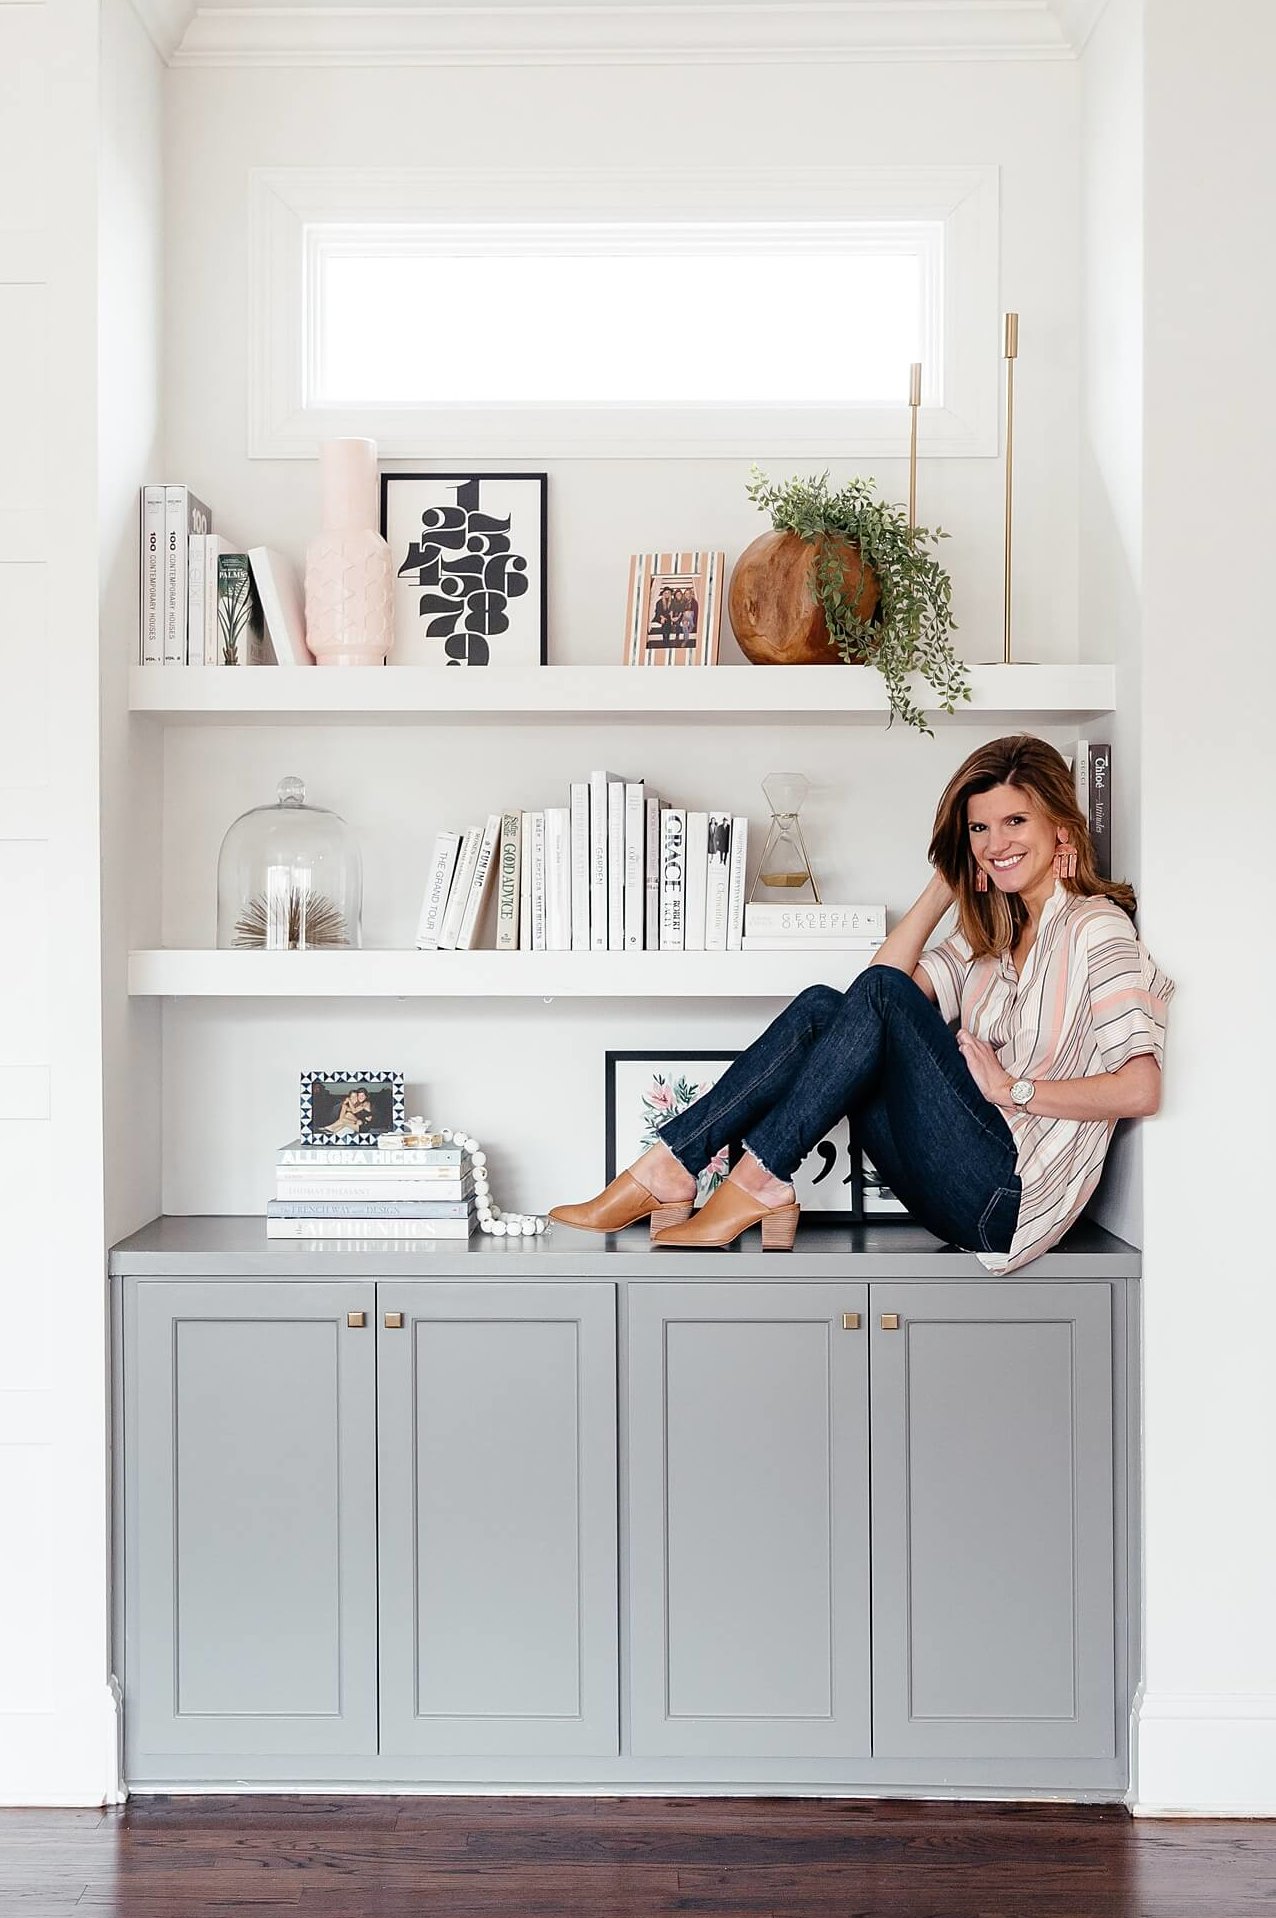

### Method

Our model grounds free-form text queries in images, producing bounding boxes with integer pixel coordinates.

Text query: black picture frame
[299,1069,406,1144]
[380,471,548,668]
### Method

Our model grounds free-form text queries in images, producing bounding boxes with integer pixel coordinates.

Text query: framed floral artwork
[603,1050,864,1214]
[381,472,547,667]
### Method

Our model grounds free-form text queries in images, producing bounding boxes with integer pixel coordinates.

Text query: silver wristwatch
[1009,1078,1036,1107]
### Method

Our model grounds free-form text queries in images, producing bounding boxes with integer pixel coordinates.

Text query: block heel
[648,1200,695,1237]
[760,1204,801,1251]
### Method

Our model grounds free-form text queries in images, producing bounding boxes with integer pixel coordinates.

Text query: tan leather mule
[548,1169,695,1238]
[650,1176,800,1251]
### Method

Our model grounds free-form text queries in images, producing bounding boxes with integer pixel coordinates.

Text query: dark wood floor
[3,1795,1275,1917]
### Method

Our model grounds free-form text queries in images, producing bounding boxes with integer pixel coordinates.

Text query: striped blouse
[917,880,1175,1274]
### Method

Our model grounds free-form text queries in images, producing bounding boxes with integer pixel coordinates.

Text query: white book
[607,778,626,953]
[659,807,687,951]
[248,546,314,665]
[741,935,884,951]
[278,1139,465,1166]
[437,826,483,951]
[726,816,749,951]
[140,485,165,663]
[543,806,571,951]
[644,796,663,951]
[163,485,211,664]
[623,782,646,952]
[496,811,522,952]
[529,810,547,951]
[519,810,534,950]
[1073,738,1091,819]
[704,811,732,952]
[202,535,231,663]
[743,902,887,940]
[456,812,503,951]
[683,810,709,952]
[569,782,590,951]
[588,770,611,950]
[416,830,462,950]
[277,1161,466,1181]
[266,1216,475,1240]
[186,532,207,668]
[275,1178,474,1204]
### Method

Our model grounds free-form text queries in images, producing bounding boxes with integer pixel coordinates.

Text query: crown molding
[172,2,1077,69]
[1048,0,1111,52]
[127,0,193,62]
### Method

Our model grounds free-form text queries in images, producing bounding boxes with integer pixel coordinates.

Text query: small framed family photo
[381,472,547,668]
[604,1050,864,1214]
[300,1069,406,1144]
[623,551,724,667]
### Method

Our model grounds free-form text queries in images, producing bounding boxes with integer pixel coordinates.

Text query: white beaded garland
[386,1117,548,1237]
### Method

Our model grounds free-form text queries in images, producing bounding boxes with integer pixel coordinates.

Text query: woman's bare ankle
[730,1152,795,1209]
[631,1142,697,1203]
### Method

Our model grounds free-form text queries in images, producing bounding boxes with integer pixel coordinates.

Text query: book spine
[186,533,206,669]
[623,782,645,951]
[162,486,186,663]
[457,813,502,951]
[644,796,662,951]
[683,810,708,952]
[659,807,686,951]
[588,770,609,950]
[530,810,547,952]
[726,816,748,951]
[568,782,590,952]
[140,485,165,663]
[1089,742,1112,880]
[276,1178,473,1202]
[266,1217,475,1240]
[437,827,483,950]
[741,936,883,951]
[217,554,263,668]
[704,810,732,952]
[416,830,463,951]
[268,1198,474,1219]
[1074,738,1091,827]
[204,536,225,664]
[496,811,522,951]
[278,1145,464,1166]
[518,810,534,951]
[607,778,626,952]
[543,806,570,952]
[743,902,887,938]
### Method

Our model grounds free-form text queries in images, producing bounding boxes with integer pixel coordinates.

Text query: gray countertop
[108,1215,1140,1280]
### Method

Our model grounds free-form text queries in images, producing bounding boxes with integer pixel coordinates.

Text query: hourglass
[751,773,822,904]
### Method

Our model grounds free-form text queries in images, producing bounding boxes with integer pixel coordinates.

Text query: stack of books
[417,773,751,953]
[138,484,313,667]
[741,901,886,953]
[266,1136,477,1240]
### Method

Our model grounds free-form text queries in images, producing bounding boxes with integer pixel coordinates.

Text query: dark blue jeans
[656,966,1022,1255]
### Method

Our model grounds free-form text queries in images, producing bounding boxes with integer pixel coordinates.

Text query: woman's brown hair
[928,734,1137,959]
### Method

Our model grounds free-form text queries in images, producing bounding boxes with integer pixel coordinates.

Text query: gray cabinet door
[124,1279,378,1764]
[377,1282,619,1757]
[628,1282,871,1758]
[870,1282,1115,1760]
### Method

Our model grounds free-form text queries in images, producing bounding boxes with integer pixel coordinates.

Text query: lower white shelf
[127,949,875,998]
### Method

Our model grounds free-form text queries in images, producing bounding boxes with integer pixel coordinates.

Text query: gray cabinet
[377,1282,619,1758]
[123,1281,379,1764]
[870,1283,1115,1760]
[627,1282,872,1758]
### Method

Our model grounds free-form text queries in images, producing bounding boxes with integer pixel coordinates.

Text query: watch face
[1011,1079,1035,1105]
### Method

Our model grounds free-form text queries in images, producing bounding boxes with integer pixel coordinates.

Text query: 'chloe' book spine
[495,811,522,951]
[416,829,462,950]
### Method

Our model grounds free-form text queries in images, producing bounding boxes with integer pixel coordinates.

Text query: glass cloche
[216,775,362,950]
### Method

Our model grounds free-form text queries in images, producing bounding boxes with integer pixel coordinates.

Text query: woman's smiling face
[966,782,1067,910]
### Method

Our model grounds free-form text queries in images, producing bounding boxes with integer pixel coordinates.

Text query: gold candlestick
[908,361,922,527]
[1002,312,1018,664]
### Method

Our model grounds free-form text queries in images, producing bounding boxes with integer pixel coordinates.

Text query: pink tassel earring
[974,865,988,892]
[1053,841,1078,880]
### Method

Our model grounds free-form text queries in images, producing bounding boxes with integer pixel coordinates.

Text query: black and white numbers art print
[381,473,548,667]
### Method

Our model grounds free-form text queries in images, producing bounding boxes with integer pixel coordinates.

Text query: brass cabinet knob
[384,1311,404,1329]
[841,1312,861,1331]
[880,1312,901,1331]
[346,1311,366,1329]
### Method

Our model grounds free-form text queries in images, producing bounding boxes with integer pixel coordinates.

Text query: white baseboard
[0,1684,123,1806]
[1133,1691,1276,1816]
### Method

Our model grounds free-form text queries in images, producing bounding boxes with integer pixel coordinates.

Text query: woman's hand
[957,1029,1014,1108]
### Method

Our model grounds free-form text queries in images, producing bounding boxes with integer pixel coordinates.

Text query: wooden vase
[727,530,880,666]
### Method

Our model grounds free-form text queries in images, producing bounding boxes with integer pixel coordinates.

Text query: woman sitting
[550,734,1174,1271]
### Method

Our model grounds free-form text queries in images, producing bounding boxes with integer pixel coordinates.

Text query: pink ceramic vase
[304,438,394,667]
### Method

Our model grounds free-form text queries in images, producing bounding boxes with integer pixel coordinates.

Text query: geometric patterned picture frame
[299,1068,406,1144]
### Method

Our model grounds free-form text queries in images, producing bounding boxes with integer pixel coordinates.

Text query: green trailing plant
[746,466,970,735]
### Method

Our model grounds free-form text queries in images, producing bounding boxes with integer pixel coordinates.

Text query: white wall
[157,53,1086,1214]
[1133,0,1276,1814]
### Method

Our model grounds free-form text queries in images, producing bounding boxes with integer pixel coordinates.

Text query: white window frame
[250,165,999,460]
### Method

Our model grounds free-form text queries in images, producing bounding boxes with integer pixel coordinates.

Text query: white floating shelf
[127,949,877,999]
[129,663,1116,725]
